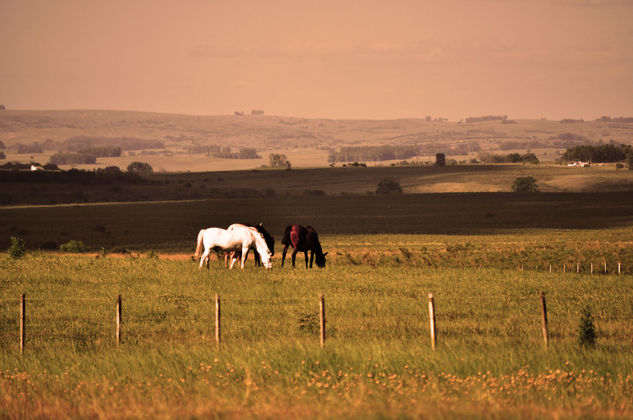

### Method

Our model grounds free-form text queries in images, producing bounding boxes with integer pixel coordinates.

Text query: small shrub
[577,306,597,347]
[59,240,89,253]
[512,176,539,192]
[376,179,403,195]
[298,313,319,335]
[8,236,26,259]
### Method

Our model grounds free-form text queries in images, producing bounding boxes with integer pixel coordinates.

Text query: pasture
[2,250,633,418]
[2,192,633,418]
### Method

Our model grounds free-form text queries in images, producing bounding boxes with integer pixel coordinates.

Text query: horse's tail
[281,225,292,246]
[194,229,205,257]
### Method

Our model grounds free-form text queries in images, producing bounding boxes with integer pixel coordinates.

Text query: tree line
[559,144,632,163]
[477,152,539,164]
[327,143,481,163]
[188,145,261,159]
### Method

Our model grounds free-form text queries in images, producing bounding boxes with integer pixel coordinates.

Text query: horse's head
[260,249,273,269]
[316,251,328,268]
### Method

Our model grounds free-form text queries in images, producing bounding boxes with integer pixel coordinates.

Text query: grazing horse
[225,223,275,267]
[281,224,328,268]
[194,225,272,269]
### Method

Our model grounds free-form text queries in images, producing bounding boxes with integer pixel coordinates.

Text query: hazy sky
[1,0,632,120]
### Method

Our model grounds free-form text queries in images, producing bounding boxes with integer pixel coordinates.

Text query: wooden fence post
[116,294,122,345]
[590,263,594,275]
[215,294,221,346]
[577,263,580,274]
[618,262,622,275]
[563,264,566,274]
[428,293,437,351]
[20,294,25,354]
[604,262,607,274]
[319,294,326,348]
[540,292,549,347]
[549,265,552,274]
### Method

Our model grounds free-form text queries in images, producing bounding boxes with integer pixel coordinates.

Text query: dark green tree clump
[511,176,539,192]
[560,144,631,163]
[376,179,403,195]
[127,161,153,174]
[478,152,539,164]
[269,153,291,169]
[49,152,97,165]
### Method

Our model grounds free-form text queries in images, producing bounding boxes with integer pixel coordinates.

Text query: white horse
[194,225,272,269]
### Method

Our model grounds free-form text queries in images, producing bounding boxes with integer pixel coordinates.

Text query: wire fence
[2,290,633,352]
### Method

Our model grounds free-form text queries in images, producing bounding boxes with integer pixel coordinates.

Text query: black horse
[281,224,327,268]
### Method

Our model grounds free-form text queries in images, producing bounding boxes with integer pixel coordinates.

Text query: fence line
[8,290,633,352]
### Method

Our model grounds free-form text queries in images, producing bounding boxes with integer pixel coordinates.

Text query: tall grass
[1,251,633,418]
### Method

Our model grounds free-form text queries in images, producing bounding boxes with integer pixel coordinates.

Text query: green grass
[2,251,633,418]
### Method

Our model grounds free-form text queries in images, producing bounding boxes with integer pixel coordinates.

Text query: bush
[127,161,153,174]
[577,306,597,347]
[435,153,446,167]
[59,240,89,253]
[8,236,26,259]
[512,176,539,192]
[376,179,403,195]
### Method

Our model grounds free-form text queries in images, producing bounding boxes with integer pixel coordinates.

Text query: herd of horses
[194,223,328,270]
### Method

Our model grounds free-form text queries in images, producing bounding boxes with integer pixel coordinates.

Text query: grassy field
[2,193,633,417]
[1,249,633,418]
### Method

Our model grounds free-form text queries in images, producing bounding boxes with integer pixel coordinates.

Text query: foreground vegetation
[2,234,633,418]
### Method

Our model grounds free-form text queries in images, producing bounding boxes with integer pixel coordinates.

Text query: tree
[0,151,5,159]
[577,306,597,347]
[268,153,290,169]
[627,151,633,170]
[127,161,153,174]
[376,179,403,195]
[512,176,539,192]
[435,153,446,167]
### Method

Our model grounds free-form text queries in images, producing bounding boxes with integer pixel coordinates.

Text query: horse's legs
[199,249,210,269]
[291,249,298,268]
[281,244,290,267]
[253,250,261,267]
[240,246,249,269]
[304,252,309,268]
[309,251,314,268]
[229,254,237,269]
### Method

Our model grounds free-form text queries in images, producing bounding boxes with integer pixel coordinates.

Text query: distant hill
[0,110,632,170]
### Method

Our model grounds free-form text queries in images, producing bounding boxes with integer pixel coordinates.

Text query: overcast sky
[1,0,632,120]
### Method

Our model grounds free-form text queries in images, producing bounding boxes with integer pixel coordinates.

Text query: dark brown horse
[281,225,327,268]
